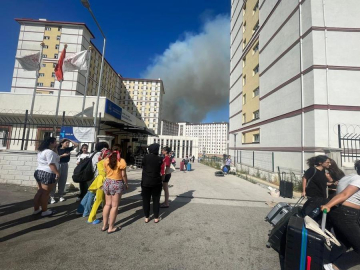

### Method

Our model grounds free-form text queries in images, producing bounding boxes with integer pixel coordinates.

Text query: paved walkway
[0,162,359,270]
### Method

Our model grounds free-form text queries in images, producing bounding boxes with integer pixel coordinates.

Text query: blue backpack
[223,166,228,173]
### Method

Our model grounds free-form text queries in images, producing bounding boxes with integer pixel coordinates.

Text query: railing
[338,124,360,164]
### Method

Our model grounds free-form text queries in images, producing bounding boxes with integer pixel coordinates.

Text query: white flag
[63,50,89,72]
[16,52,40,71]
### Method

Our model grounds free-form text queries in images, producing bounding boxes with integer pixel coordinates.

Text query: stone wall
[0,150,77,187]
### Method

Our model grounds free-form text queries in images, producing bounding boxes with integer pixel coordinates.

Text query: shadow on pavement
[159,190,195,221]
[0,199,36,217]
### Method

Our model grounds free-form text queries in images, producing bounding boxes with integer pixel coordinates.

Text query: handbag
[304,216,341,247]
[165,164,175,174]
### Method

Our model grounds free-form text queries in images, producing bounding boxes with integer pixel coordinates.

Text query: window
[39,73,45,77]
[253,21,259,33]
[54,54,58,59]
[243,39,246,49]
[50,82,55,87]
[253,42,259,54]
[44,36,50,40]
[243,22,246,33]
[243,75,246,86]
[45,27,51,31]
[37,83,43,87]
[56,35,60,40]
[242,113,246,123]
[53,63,56,68]
[52,72,55,78]
[42,64,46,67]
[253,1,259,14]
[253,134,260,143]
[242,94,246,105]
[243,4,246,15]
[55,44,59,49]
[253,65,259,75]
[242,57,246,67]
[58,27,62,31]
[44,45,49,49]
[253,110,259,120]
[253,87,259,97]
[42,54,47,58]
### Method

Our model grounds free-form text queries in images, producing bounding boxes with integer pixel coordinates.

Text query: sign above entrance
[105,99,122,120]
[60,126,95,143]
[121,109,137,126]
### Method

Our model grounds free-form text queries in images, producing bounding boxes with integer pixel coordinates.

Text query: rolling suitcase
[266,197,304,226]
[187,162,191,171]
[267,206,302,255]
[278,167,294,198]
[180,162,185,171]
[284,216,328,270]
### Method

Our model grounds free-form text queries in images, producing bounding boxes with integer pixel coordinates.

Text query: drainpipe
[322,0,331,150]
[299,0,305,173]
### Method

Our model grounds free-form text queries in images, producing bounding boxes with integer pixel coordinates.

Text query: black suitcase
[278,167,294,198]
[284,216,328,270]
[266,206,302,256]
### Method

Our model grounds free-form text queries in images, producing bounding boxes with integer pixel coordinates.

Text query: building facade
[147,135,199,159]
[229,0,360,172]
[12,18,164,134]
[160,119,179,136]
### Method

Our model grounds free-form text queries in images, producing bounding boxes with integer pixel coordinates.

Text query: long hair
[328,158,345,181]
[38,137,56,152]
[108,150,121,170]
[307,155,329,167]
[58,139,70,150]
[95,142,109,152]
[355,160,360,175]
[76,144,88,157]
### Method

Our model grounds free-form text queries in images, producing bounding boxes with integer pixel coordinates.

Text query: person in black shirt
[326,158,345,199]
[50,138,78,203]
[301,155,331,218]
[141,143,163,223]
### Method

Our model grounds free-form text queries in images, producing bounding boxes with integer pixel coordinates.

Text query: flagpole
[81,46,92,121]
[54,44,67,135]
[25,42,45,150]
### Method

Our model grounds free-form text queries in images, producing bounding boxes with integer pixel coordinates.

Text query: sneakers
[323,264,338,270]
[59,197,66,202]
[41,210,55,217]
[87,219,101,225]
[75,211,83,215]
[49,197,56,204]
[32,207,42,215]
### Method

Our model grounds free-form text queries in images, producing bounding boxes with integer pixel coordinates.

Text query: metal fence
[338,124,360,164]
[0,110,98,151]
[234,150,275,172]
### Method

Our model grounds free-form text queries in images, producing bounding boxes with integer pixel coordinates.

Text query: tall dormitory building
[229,0,360,172]
[12,18,164,134]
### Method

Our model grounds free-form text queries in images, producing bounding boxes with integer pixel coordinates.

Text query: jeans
[142,185,162,219]
[329,205,360,256]
[50,163,68,197]
[77,191,95,217]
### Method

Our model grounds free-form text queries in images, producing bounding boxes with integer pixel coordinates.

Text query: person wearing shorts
[102,150,128,234]
[33,137,60,217]
[161,147,171,208]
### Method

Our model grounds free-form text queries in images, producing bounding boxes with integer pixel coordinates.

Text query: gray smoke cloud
[142,15,230,123]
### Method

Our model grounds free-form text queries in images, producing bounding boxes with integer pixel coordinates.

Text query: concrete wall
[0,151,76,187]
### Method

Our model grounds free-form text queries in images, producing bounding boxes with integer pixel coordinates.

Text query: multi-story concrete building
[229,0,360,172]
[119,78,164,135]
[12,18,164,134]
[160,119,179,136]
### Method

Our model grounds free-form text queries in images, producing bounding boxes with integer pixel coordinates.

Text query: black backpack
[72,151,98,183]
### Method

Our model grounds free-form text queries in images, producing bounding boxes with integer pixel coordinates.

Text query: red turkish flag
[55,46,66,81]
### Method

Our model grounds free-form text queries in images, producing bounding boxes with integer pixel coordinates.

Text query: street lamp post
[233,133,237,166]
[80,0,106,140]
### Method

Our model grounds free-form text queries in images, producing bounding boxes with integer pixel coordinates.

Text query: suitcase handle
[293,196,305,207]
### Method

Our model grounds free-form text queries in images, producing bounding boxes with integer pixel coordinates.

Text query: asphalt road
[0,162,359,270]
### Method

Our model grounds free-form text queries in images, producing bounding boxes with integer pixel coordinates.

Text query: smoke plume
[142,15,230,123]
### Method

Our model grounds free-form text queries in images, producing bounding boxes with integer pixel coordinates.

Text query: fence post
[272,152,275,172]
[253,151,255,167]
[21,110,29,150]
[338,124,341,148]
[97,113,101,136]
[240,151,241,163]
[62,111,65,127]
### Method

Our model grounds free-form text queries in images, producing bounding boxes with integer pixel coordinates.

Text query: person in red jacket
[161,147,171,208]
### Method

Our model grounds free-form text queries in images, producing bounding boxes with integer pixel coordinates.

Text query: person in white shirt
[33,137,60,217]
[76,144,90,201]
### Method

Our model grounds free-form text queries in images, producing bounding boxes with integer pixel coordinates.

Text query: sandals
[145,218,150,223]
[154,219,160,223]
[160,204,169,208]
[101,227,109,232]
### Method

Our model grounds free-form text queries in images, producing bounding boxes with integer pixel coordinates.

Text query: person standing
[50,138,78,204]
[33,137,60,217]
[225,155,232,174]
[141,143,163,223]
[76,144,90,201]
[326,158,345,199]
[192,155,195,163]
[161,147,171,208]
[102,150,128,234]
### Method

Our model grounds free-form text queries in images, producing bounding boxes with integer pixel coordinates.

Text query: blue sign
[60,126,95,143]
[105,99,122,120]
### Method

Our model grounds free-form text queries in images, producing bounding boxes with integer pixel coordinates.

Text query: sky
[0,0,230,123]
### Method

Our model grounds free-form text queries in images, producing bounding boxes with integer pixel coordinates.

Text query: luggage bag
[278,167,294,198]
[265,202,291,226]
[180,162,185,171]
[284,216,328,270]
[187,162,191,171]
